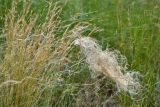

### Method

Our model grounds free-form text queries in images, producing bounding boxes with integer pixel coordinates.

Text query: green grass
[59,1,160,106]
[0,0,160,107]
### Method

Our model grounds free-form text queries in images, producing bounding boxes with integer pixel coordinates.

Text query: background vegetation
[0,0,160,107]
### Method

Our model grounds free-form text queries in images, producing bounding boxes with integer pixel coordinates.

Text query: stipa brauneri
[74,37,142,96]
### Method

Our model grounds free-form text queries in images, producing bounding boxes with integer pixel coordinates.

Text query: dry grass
[1,0,155,106]
[0,1,87,107]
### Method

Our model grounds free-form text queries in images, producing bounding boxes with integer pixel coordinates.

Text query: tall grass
[59,0,160,106]
[0,0,160,107]
[0,1,87,107]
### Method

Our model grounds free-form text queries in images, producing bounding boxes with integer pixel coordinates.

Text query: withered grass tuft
[0,1,87,106]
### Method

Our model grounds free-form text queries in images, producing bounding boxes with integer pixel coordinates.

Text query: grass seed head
[74,37,141,96]
[0,1,87,106]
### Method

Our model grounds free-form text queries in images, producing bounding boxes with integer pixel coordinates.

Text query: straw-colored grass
[1,0,159,107]
[0,1,86,107]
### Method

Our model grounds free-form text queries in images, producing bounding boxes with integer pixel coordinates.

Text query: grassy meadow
[0,0,160,107]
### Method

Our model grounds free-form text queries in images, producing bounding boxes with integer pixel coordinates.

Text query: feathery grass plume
[0,1,87,106]
[74,37,141,96]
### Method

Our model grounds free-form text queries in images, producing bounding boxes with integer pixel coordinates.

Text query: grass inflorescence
[0,1,88,107]
[0,0,160,107]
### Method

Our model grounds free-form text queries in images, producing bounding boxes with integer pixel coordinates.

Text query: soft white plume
[74,37,141,96]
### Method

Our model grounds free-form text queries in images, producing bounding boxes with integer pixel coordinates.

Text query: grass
[0,1,88,107]
[0,0,160,107]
